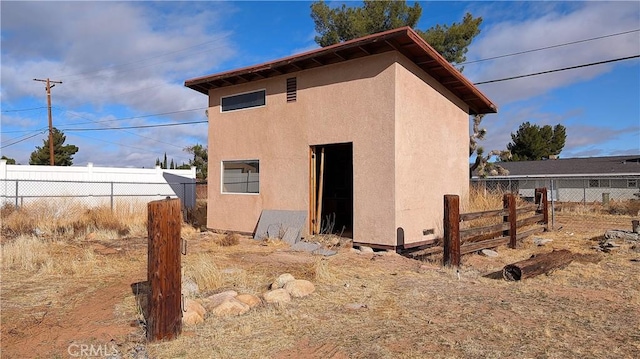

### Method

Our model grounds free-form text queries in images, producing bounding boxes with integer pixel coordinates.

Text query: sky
[1,1,639,168]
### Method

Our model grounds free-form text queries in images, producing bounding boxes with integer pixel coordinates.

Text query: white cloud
[1,1,235,109]
[0,1,233,166]
[466,1,640,105]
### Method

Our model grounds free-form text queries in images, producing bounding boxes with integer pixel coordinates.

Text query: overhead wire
[473,54,640,85]
[462,28,640,65]
[0,130,47,149]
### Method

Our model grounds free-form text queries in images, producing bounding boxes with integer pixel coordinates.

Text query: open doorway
[310,143,353,238]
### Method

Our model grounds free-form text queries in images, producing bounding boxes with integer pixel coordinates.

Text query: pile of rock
[181,273,315,326]
[598,229,640,253]
[263,273,315,305]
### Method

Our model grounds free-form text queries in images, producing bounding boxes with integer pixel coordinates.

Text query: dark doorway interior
[313,142,353,238]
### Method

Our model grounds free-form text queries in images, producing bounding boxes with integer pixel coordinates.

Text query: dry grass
[2,193,640,358]
[1,235,53,272]
[1,199,148,240]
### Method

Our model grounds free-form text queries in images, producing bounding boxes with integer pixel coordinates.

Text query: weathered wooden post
[535,188,549,230]
[503,193,517,249]
[443,195,460,267]
[147,198,182,341]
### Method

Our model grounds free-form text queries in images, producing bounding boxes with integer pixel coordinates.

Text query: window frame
[220,89,266,113]
[221,159,260,195]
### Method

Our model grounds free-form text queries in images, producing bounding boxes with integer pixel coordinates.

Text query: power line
[1,106,47,113]
[473,55,640,85]
[463,28,640,65]
[60,107,208,127]
[0,130,46,149]
[62,110,185,149]
[61,120,208,132]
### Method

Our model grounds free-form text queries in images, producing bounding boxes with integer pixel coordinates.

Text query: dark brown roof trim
[185,27,497,114]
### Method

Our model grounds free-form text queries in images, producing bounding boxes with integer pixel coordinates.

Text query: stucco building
[185,27,497,250]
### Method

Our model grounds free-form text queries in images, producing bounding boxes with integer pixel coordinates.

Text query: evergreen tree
[170,159,175,169]
[29,128,79,166]
[310,0,482,69]
[184,144,208,180]
[163,153,168,169]
[506,122,567,161]
[155,158,161,167]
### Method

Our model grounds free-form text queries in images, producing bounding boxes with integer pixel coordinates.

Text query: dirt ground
[2,213,639,358]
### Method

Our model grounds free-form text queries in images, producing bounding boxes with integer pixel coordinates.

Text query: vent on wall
[286,77,297,102]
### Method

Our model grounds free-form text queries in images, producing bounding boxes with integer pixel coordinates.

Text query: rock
[203,290,238,310]
[270,273,296,289]
[182,310,204,326]
[211,298,250,317]
[359,246,374,253]
[533,238,553,246]
[263,288,291,304]
[313,248,337,256]
[184,298,206,317]
[290,242,321,253]
[350,248,361,254]
[284,279,315,298]
[604,230,639,242]
[236,293,262,308]
[182,277,199,297]
[344,303,368,310]
[480,249,498,257]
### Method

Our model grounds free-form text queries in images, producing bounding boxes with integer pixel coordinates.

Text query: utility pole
[34,78,62,166]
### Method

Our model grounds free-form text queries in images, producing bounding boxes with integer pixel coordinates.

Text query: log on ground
[503,249,574,281]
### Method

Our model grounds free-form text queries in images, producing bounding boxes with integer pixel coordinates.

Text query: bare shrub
[608,200,640,216]
[218,232,240,247]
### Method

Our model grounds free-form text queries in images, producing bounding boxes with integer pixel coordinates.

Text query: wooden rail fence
[443,187,549,267]
[407,188,549,265]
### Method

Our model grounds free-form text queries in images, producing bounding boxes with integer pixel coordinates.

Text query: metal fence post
[110,182,114,212]
[15,180,18,208]
[550,179,555,229]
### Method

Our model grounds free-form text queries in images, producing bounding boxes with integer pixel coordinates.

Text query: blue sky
[1,1,639,167]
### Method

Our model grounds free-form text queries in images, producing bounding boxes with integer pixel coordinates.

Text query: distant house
[185,27,497,250]
[473,155,640,202]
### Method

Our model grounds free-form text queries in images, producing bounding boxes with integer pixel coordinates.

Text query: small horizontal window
[629,179,638,188]
[221,90,265,112]
[222,160,259,194]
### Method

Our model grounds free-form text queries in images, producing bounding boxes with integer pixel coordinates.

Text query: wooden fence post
[503,193,517,248]
[535,188,549,230]
[443,195,460,267]
[147,198,182,341]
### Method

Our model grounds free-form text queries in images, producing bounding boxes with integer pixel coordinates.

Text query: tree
[310,0,482,68]
[506,122,567,161]
[163,153,168,170]
[29,127,79,166]
[1,155,16,164]
[185,144,208,180]
[469,114,510,178]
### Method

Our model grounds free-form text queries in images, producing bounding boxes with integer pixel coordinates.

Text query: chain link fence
[0,179,196,212]
[472,176,640,225]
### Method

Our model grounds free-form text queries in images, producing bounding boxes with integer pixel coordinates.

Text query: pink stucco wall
[206,51,469,247]
[394,54,470,245]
